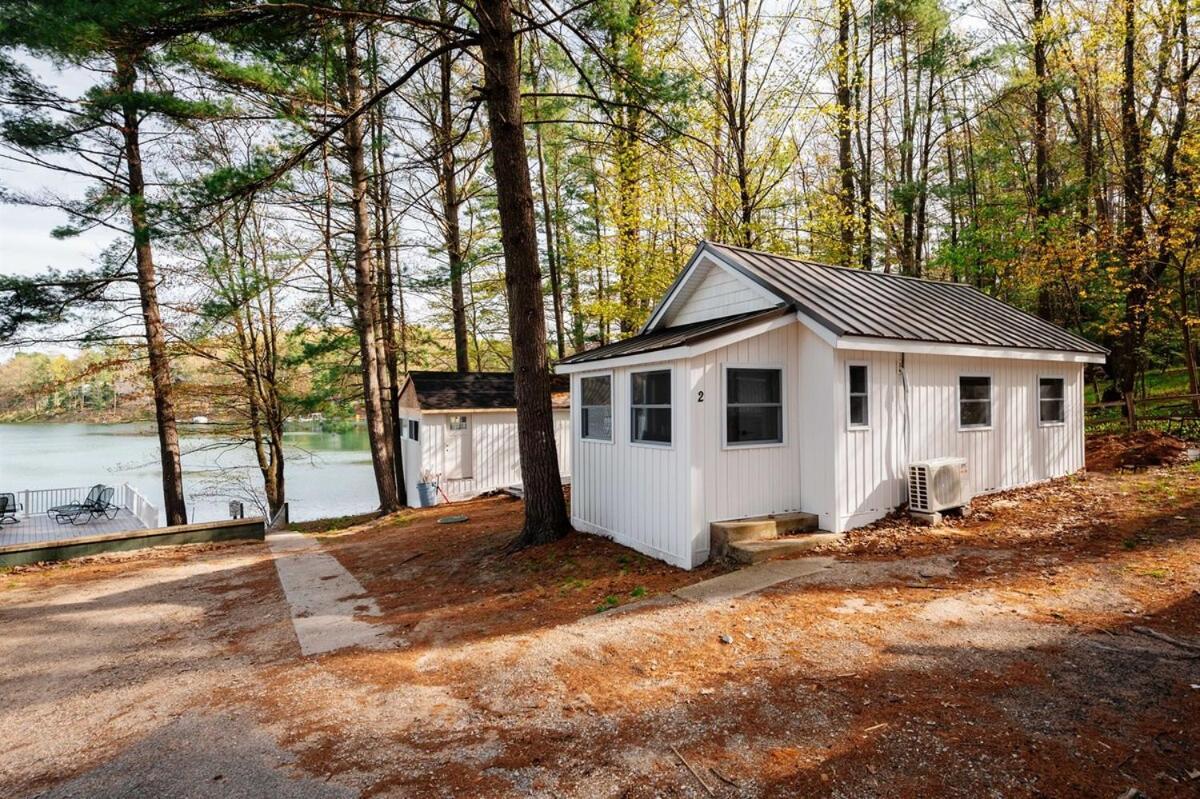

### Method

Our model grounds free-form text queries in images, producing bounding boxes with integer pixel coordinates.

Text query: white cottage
[397,371,571,506]
[556,241,1108,569]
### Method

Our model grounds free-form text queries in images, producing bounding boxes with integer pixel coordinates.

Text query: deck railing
[15,483,160,528]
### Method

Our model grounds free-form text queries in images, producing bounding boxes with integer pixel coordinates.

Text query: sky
[0,57,122,280]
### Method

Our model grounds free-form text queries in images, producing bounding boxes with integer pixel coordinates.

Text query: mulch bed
[1086,430,1191,472]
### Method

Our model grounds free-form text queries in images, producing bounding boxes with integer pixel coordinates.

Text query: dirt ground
[2,454,1198,798]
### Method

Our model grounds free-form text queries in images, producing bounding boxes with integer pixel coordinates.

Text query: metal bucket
[416,483,439,507]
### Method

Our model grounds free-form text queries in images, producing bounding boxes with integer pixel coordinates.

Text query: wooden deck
[0,509,148,548]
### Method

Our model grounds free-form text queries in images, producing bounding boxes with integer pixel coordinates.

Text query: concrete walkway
[266,531,387,656]
[673,556,836,603]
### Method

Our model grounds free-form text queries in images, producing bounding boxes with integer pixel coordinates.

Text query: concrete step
[728,532,845,564]
[710,512,820,556]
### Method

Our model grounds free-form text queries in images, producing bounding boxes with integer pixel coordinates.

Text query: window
[580,375,613,441]
[726,367,783,445]
[399,418,408,439]
[631,369,672,445]
[408,419,420,440]
[959,376,992,429]
[1039,377,1065,425]
[448,415,468,431]
[847,363,869,428]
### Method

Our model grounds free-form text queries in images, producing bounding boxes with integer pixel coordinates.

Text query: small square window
[848,364,869,428]
[580,375,612,441]
[959,376,992,429]
[1039,377,1065,424]
[448,415,468,431]
[726,367,783,445]
[631,370,671,445]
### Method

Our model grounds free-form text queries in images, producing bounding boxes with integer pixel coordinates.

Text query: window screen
[580,375,612,440]
[848,364,869,427]
[959,376,992,428]
[1039,377,1065,424]
[631,370,671,444]
[726,368,783,445]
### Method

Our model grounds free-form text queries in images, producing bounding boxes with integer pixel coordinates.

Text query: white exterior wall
[687,323,805,550]
[399,412,424,503]
[662,259,775,326]
[832,349,1086,531]
[569,361,694,568]
[400,409,570,505]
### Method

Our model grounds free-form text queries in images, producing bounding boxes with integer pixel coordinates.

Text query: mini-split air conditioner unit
[907,457,970,513]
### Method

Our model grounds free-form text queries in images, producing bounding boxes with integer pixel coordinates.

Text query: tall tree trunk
[116,52,187,526]
[1118,0,1147,404]
[368,27,406,505]
[1033,0,1055,319]
[476,0,569,544]
[343,18,399,512]
[835,0,856,265]
[532,71,566,356]
[433,33,471,373]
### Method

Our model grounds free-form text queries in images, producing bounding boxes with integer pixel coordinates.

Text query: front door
[444,414,473,479]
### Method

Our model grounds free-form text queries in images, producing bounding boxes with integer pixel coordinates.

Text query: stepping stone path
[267,531,388,656]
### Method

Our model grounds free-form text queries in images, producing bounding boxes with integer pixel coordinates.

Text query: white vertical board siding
[398,413,424,503]
[570,362,693,568]
[797,326,839,530]
[688,324,804,547]
[833,350,1085,530]
[410,409,570,504]
[832,351,906,529]
[663,259,775,326]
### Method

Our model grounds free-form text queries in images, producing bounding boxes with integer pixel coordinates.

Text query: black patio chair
[48,484,118,525]
[0,493,20,525]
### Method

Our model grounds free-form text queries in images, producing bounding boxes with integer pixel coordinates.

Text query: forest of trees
[0,0,1197,542]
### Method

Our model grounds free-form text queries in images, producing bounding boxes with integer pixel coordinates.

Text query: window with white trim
[448,414,468,431]
[631,369,672,445]
[408,419,420,440]
[848,363,869,428]
[1038,377,1065,424]
[726,367,783,445]
[580,375,612,441]
[959,376,992,428]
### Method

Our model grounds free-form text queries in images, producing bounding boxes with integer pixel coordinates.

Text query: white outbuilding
[556,241,1108,569]
[397,371,571,506]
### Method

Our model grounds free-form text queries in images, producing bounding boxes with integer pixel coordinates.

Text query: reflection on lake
[0,423,378,524]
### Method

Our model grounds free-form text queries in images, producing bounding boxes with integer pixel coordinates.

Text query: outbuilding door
[443,414,473,479]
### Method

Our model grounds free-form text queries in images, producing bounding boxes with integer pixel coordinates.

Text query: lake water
[0,423,379,524]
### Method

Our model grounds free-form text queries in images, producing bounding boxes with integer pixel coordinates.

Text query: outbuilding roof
[690,241,1107,355]
[557,307,790,366]
[402,371,570,411]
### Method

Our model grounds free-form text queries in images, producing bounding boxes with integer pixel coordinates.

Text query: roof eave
[557,309,795,373]
[833,334,1108,364]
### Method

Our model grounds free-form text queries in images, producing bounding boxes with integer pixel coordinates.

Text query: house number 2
[697,390,704,402]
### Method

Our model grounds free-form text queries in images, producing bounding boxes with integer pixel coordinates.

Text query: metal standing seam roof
[557,307,791,365]
[404,371,570,410]
[703,241,1107,355]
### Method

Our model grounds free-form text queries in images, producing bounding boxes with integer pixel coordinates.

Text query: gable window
[726,367,783,446]
[408,419,420,440]
[580,375,613,441]
[959,376,992,429]
[1039,377,1065,425]
[847,363,869,428]
[631,369,672,445]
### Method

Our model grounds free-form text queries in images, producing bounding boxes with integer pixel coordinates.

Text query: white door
[444,415,473,479]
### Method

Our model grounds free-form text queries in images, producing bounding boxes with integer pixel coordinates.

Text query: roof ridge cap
[702,240,979,288]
